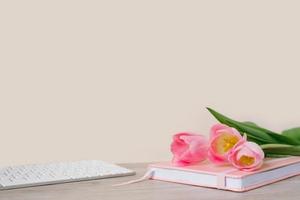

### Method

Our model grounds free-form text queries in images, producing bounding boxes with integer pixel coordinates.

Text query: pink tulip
[228,141,264,171]
[208,124,244,164]
[171,132,208,166]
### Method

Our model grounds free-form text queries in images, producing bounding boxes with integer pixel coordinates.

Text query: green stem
[261,144,300,156]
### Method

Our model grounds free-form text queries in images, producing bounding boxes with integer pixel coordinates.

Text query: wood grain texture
[0,163,300,200]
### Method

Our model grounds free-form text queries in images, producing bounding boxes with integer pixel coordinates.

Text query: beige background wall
[0,0,300,165]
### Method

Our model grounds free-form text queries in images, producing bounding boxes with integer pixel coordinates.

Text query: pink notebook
[148,157,300,192]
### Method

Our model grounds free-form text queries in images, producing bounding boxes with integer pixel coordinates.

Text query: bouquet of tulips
[171,108,300,171]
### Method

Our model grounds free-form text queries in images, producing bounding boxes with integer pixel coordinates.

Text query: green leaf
[242,120,300,145]
[243,122,300,145]
[282,127,300,143]
[206,107,300,145]
[265,154,289,158]
[246,134,270,145]
[261,144,300,156]
[207,108,276,143]
[267,132,300,145]
[243,121,259,127]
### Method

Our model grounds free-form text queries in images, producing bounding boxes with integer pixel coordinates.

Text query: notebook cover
[148,156,300,192]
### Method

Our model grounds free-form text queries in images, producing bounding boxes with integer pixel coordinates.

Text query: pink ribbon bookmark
[113,169,154,186]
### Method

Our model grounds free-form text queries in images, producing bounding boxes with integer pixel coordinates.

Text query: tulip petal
[228,141,264,171]
[208,124,243,165]
[171,132,208,166]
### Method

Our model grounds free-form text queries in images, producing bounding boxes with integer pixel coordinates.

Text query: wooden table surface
[0,163,299,200]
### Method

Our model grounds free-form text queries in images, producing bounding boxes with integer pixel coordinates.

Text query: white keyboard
[0,160,135,190]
